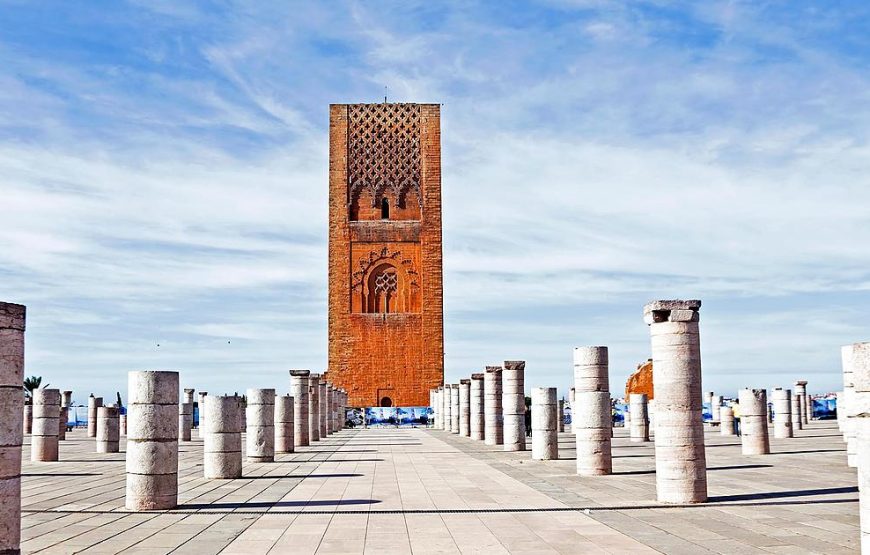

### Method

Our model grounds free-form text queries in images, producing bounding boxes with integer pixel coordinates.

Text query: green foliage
[23,376,42,399]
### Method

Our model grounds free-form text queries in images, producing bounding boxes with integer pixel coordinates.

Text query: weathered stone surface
[197,392,208,438]
[484,366,503,445]
[204,395,242,479]
[275,394,295,453]
[720,406,736,436]
[459,380,471,437]
[87,395,103,438]
[290,370,310,447]
[850,342,870,553]
[532,387,558,460]
[771,388,793,439]
[31,388,60,462]
[246,388,275,463]
[470,374,484,441]
[309,374,321,442]
[739,388,770,455]
[646,300,706,504]
[574,347,612,476]
[96,406,120,453]
[629,393,650,442]
[503,360,526,451]
[0,302,23,555]
[450,384,460,434]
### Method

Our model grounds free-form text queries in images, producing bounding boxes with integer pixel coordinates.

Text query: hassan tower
[326,103,444,407]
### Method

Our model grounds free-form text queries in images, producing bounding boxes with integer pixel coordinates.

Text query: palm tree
[23,376,42,403]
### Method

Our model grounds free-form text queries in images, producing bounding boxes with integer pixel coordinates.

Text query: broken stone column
[771,388,793,439]
[59,390,72,441]
[32,388,60,462]
[450,384,460,434]
[532,387,558,460]
[720,406,735,436]
[126,371,178,511]
[470,374,485,440]
[197,392,208,438]
[87,394,103,438]
[790,389,803,433]
[23,404,31,435]
[246,388,275,463]
[318,380,328,438]
[484,366,504,445]
[739,388,770,455]
[204,395,242,479]
[851,342,870,553]
[308,374,321,442]
[629,393,650,442]
[0,302,25,555]
[794,381,807,425]
[644,299,707,503]
[275,394,294,454]
[558,400,565,433]
[503,360,527,451]
[459,379,471,437]
[290,370,310,447]
[573,346,612,476]
[179,388,194,442]
[712,395,722,422]
[96,405,120,453]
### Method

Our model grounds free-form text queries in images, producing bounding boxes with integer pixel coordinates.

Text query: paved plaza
[19,421,857,554]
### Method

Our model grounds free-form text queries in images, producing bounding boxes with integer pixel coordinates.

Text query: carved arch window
[351,247,420,314]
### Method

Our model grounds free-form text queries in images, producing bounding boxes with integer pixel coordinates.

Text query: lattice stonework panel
[348,103,421,208]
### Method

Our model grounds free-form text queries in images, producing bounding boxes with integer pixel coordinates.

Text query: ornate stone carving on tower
[327,103,444,407]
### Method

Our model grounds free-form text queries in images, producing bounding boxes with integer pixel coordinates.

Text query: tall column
[568,387,575,433]
[318,380,328,438]
[470,374,485,441]
[275,394,295,454]
[326,385,334,435]
[629,393,650,442]
[247,389,275,463]
[290,370,310,447]
[794,381,807,425]
[87,395,103,438]
[711,396,722,422]
[308,374,321,442]
[450,384,460,434]
[484,366,503,445]
[442,384,452,432]
[771,388,793,439]
[531,387,558,460]
[844,346,857,466]
[433,387,441,429]
[120,413,127,436]
[197,392,208,438]
[59,390,72,441]
[126,371,178,511]
[0,302,25,555]
[573,346,612,476]
[179,388,194,442]
[459,379,471,437]
[96,406,120,453]
[32,388,60,462]
[23,404,31,436]
[740,388,770,455]
[644,299,706,504]
[790,389,803,433]
[851,342,870,554]
[720,406,735,436]
[558,400,565,433]
[804,382,813,421]
[204,395,242,479]
[503,360,526,451]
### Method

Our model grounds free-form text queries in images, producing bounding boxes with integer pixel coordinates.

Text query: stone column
[558,400,565,433]
[125,371,178,511]
[275,394,294,454]
[503,360,527,451]
[96,406,120,453]
[470,374,485,441]
[790,389,803,433]
[59,390,72,441]
[23,404,31,436]
[450,384,460,434]
[843,345,858,466]
[851,342,870,554]
[771,388,793,439]
[308,374,321,442]
[532,387,558,460]
[290,370,310,447]
[712,395,722,422]
[0,302,25,555]
[720,406,735,436]
[568,387,575,433]
[644,299,706,504]
[629,393,650,442]
[326,385,334,435]
[433,387,441,429]
[87,394,103,438]
[794,381,807,425]
[484,366,503,445]
[703,391,713,417]
[246,388,275,463]
[459,379,471,437]
[739,388,770,455]
[318,380,328,439]
[197,392,208,438]
[442,384,452,432]
[32,388,60,462]
[573,346,612,476]
[120,413,127,436]
[204,395,242,479]
[179,388,194,442]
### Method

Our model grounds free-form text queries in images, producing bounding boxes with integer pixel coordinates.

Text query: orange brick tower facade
[327,103,444,408]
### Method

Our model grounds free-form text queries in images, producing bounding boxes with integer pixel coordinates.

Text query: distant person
[731,402,741,436]
[524,403,532,437]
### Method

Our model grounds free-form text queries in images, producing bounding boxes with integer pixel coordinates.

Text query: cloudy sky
[2,1,868,405]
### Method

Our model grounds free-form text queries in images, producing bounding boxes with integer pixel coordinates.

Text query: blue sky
[2,1,868,405]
